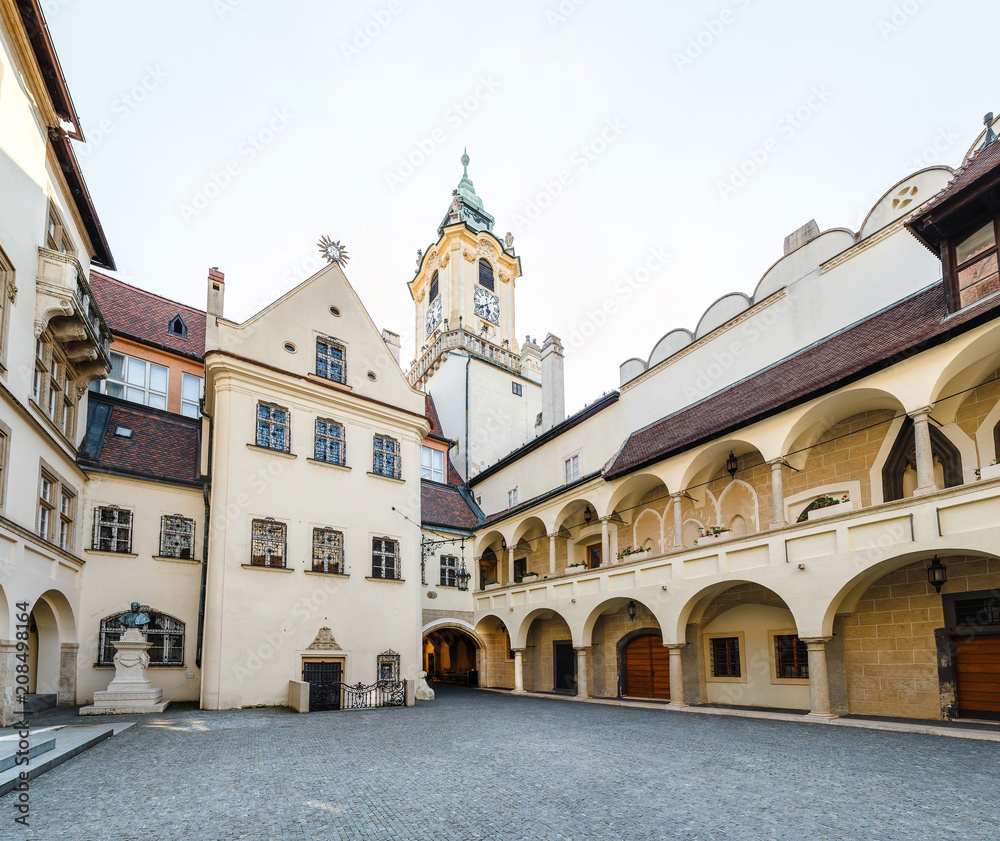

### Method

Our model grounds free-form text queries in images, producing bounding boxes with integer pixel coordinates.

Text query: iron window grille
[373,435,401,479]
[316,336,346,384]
[256,402,290,452]
[160,515,195,559]
[377,649,401,681]
[371,537,400,579]
[315,419,346,465]
[478,258,494,291]
[97,607,184,666]
[93,506,133,553]
[773,634,809,680]
[251,518,287,567]
[710,637,741,678]
[312,527,345,574]
[440,555,458,587]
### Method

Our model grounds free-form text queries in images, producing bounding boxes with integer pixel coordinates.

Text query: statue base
[80,628,170,715]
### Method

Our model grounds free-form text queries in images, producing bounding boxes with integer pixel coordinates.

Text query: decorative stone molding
[462,249,477,263]
[307,627,342,650]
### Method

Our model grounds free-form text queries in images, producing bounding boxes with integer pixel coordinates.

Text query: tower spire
[462,147,470,177]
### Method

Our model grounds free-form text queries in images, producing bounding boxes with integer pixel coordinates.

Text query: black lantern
[626,600,637,621]
[456,561,472,592]
[584,507,593,525]
[927,556,948,594]
[726,451,739,478]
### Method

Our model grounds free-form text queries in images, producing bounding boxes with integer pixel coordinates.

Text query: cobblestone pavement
[8,685,999,841]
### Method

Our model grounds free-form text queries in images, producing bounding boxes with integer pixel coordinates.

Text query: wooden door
[587,544,602,568]
[955,636,1000,719]
[623,634,670,700]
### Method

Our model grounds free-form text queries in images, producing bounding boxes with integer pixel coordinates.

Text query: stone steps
[0,725,117,797]
[0,735,56,772]
[20,695,56,715]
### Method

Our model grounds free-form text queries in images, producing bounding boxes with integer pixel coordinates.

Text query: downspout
[465,353,471,479]
[196,404,213,669]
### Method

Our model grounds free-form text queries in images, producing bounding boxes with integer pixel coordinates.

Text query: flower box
[520,573,540,583]
[979,463,1000,481]
[565,564,588,573]
[807,498,856,521]
[695,532,732,548]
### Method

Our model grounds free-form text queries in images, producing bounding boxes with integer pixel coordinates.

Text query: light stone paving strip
[11,685,1000,840]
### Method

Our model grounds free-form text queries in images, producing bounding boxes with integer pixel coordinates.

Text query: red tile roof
[80,393,201,485]
[425,393,445,437]
[90,271,205,358]
[606,283,1000,479]
[421,482,480,530]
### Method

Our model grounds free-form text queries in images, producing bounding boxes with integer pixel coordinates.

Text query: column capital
[599,515,612,523]
[908,406,934,422]
[670,491,686,500]
[510,647,527,654]
[573,645,592,652]
[663,642,686,651]
[767,458,787,468]
[799,636,833,646]
[547,532,559,539]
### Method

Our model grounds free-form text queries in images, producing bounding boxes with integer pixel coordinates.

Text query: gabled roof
[90,272,205,359]
[605,283,1000,480]
[421,482,481,530]
[79,392,202,486]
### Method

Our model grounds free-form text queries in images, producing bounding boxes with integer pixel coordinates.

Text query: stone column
[0,641,17,726]
[58,642,78,706]
[600,518,610,566]
[548,533,557,576]
[507,547,515,585]
[801,637,837,719]
[512,648,526,694]
[911,407,938,494]
[665,644,687,708]
[768,460,786,527]
[672,494,685,548]
[574,647,590,698]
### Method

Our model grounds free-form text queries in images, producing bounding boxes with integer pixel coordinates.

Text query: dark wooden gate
[955,636,1000,719]
[553,641,576,693]
[622,633,670,700]
[303,661,342,711]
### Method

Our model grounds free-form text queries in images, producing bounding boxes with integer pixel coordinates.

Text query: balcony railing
[408,328,525,387]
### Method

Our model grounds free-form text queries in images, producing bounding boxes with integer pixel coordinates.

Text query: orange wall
[110,335,204,415]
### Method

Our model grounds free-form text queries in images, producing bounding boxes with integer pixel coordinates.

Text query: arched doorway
[422,625,483,686]
[618,630,670,700]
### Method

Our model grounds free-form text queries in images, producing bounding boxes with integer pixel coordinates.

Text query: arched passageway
[423,626,483,686]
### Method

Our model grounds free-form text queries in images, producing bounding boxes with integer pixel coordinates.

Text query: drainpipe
[463,352,471,479]
[196,403,213,669]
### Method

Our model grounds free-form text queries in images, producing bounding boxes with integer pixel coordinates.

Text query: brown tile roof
[606,283,1000,480]
[79,393,202,485]
[90,271,205,358]
[421,482,480,530]
[425,393,445,437]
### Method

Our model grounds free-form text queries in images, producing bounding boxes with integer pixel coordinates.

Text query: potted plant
[521,571,539,582]
[977,458,1000,481]
[616,545,652,561]
[695,526,732,547]
[565,561,588,572]
[804,493,854,522]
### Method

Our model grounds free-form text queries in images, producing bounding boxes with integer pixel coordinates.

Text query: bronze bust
[118,602,151,629]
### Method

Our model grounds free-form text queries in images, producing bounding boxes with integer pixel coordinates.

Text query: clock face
[425,297,442,336]
[473,286,500,325]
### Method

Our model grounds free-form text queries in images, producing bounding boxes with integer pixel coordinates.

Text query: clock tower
[407,152,558,480]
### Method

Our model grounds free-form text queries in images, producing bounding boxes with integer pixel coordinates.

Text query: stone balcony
[34,247,112,382]
[408,328,524,388]
[473,477,1000,645]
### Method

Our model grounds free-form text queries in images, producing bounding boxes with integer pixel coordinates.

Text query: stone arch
[679,438,770,496]
[633,508,663,553]
[422,619,486,684]
[28,589,77,702]
[881,416,964,501]
[928,322,1000,422]
[671,578,801,642]
[580,596,664,646]
[604,472,670,522]
[717,479,760,534]
[474,529,507,557]
[512,516,547,547]
[0,582,9,641]
[514,607,575,649]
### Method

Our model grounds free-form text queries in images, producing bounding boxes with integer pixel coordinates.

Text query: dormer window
[429,271,439,302]
[478,258,494,291]
[169,315,188,337]
[952,218,999,309]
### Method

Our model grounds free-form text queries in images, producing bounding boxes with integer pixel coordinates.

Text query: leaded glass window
[440,555,457,587]
[315,419,345,465]
[251,518,286,567]
[373,435,400,479]
[312,527,344,574]
[256,402,289,452]
[160,515,195,559]
[316,337,346,383]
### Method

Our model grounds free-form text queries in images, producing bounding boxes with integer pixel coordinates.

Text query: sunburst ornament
[318,235,349,266]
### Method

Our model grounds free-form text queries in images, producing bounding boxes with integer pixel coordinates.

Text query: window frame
[314,418,346,466]
[250,517,287,568]
[180,372,203,418]
[37,472,55,541]
[512,381,522,397]
[159,514,196,560]
[421,446,444,483]
[705,632,746,682]
[92,505,134,554]
[0,420,10,511]
[91,350,169,411]
[478,258,495,292]
[312,526,345,574]
[769,630,810,684]
[373,434,401,479]
[507,488,518,508]
[948,214,1000,311]
[58,487,75,550]
[371,536,400,580]
[97,607,184,667]
[255,401,291,453]
[0,243,15,372]
[564,454,580,484]
[316,336,347,384]
[439,554,458,587]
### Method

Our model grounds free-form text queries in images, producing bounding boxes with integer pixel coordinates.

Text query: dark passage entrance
[553,640,576,693]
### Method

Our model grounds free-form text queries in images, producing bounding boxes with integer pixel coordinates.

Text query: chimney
[540,333,565,432]
[206,267,225,350]
[381,329,401,365]
[782,220,820,255]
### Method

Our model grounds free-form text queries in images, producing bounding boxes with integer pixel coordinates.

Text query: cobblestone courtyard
[10,686,1000,840]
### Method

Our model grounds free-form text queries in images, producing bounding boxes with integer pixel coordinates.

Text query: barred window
[250,518,286,567]
[478,258,494,291]
[93,506,133,554]
[372,537,400,579]
[312,527,344,574]
[440,555,457,587]
[774,634,809,680]
[256,402,290,452]
[710,636,741,678]
[373,435,401,479]
[378,649,401,681]
[98,608,184,666]
[160,515,195,559]
[316,336,346,384]
[315,419,345,465]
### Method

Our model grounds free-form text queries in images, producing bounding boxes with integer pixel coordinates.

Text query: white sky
[51,0,998,413]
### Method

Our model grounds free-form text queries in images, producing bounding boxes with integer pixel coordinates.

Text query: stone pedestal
[80,629,170,715]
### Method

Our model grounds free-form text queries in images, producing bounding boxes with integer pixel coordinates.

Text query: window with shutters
[478,258,494,291]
